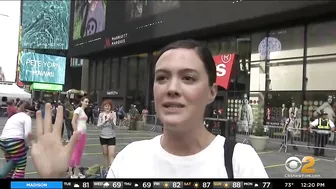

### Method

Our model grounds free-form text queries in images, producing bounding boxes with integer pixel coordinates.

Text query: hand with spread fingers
[29,103,81,178]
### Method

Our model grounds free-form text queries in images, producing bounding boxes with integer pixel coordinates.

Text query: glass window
[268,58,303,91]
[250,61,266,91]
[207,40,220,55]
[102,59,110,89]
[96,60,104,90]
[251,32,267,62]
[251,27,304,61]
[138,54,148,92]
[306,55,336,90]
[218,37,236,54]
[268,26,304,59]
[265,91,302,127]
[303,92,336,129]
[250,91,265,128]
[138,53,148,111]
[120,57,128,90]
[307,20,336,56]
[88,60,96,91]
[127,56,137,93]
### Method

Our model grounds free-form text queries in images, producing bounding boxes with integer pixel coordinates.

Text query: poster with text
[21,0,70,50]
[20,52,66,85]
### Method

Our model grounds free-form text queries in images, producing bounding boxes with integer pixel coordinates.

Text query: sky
[0,1,21,82]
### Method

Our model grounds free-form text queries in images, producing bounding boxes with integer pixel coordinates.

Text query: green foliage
[253,124,266,136]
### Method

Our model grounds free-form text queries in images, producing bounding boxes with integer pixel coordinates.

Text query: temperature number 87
[202,182,211,188]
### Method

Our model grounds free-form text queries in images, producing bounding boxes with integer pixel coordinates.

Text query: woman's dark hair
[80,97,89,107]
[155,39,216,86]
[17,100,35,112]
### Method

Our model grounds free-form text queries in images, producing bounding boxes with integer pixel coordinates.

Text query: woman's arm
[71,112,79,131]
[24,116,32,140]
[112,112,116,125]
[97,113,105,127]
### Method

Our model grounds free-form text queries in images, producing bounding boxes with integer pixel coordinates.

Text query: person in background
[64,101,74,143]
[309,110,335,156]
[142,107,148,125]
[7,100,17,118]
[281,112,298,150]
[0,101,34,178]
[15,98,20,107]
[51,103,58,125]
[92,103,100,125]
[117,105,126,126]
[128,105,139,130]
[97,100,117,173]
[85,103,94,125]
[41,101,46,118]
[68,97,89,178]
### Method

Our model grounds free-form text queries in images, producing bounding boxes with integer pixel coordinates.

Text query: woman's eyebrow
[155,68,198,74]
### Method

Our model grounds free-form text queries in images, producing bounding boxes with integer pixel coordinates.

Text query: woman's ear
[208,83,218,104]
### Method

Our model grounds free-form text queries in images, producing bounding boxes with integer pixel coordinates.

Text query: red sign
[213,53,236,89]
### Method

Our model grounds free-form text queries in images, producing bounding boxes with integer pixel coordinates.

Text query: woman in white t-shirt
[29,40,268,179]
[68,97,89,178]
[0,101,34,178]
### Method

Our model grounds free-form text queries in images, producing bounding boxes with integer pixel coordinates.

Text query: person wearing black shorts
[97,100,117,172]
[100,137,116,146]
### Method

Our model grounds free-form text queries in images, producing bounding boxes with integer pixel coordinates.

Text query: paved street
[0,117,335,178]
[0,117,160,178]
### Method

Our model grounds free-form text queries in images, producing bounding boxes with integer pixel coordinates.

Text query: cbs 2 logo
[285,156,315,173]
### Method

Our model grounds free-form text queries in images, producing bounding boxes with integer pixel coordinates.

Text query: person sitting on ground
[28,40,268,179]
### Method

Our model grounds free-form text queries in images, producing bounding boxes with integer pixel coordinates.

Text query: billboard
[72,0,107,40]
[31,83,63,91]
[0,1,21,82]
[68,1,330,57]
[21,0,70,50]
[20,52,66,85]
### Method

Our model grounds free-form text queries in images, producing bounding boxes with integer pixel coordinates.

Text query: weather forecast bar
[11,181,63,189]
[3,179,332,189]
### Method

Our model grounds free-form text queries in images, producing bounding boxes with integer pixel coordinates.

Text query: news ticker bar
[8,180,330,189]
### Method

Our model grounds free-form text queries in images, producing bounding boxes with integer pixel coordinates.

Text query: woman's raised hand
[29,103,81,178]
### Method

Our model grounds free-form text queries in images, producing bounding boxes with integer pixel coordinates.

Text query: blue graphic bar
[11,181,63,189]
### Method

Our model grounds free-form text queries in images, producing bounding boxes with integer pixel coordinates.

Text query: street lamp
[0,13,9,17]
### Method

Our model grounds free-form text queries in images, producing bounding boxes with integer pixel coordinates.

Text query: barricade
[280,127,336,157]
[142,114,162,132]
[204,117,236,141]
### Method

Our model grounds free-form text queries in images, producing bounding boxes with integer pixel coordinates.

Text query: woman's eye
[183,75,196,82]
[155,75,167,81]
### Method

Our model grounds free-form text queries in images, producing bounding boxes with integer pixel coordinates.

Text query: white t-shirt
[74,107,88,134]
[0,112,31,140]
[107,135,268,178]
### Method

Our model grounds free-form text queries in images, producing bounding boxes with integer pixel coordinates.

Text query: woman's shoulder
[118,135,161,156]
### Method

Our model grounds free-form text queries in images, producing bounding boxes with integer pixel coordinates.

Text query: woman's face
[81,98,89,108]
[328,96,333,104]
[153,48,217,129]
[104,104,111,112]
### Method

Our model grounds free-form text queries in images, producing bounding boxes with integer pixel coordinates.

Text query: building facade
[70,1,336,126]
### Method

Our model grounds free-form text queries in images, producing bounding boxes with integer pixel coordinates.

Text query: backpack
[69,110,74,120]
[64,109,70,120]
[224,139,237,179]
